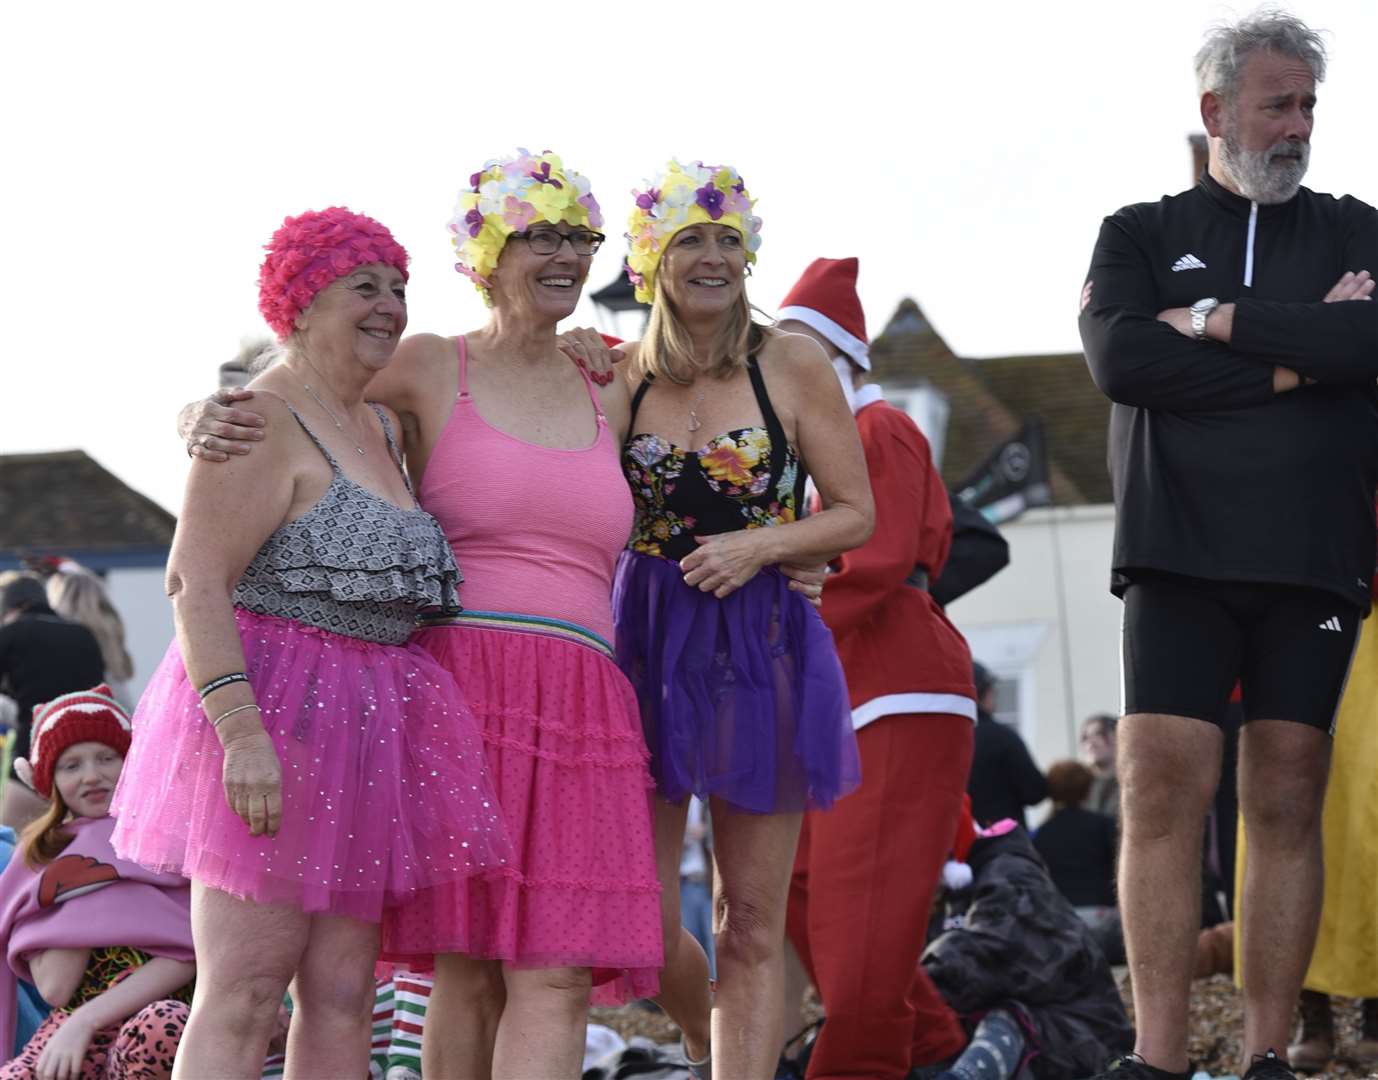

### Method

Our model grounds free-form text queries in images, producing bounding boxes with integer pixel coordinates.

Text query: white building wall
[104,566,174,704]
[947,504,1123,770]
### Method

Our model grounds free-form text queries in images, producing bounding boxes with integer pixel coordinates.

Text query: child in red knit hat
[0,685,195,1079]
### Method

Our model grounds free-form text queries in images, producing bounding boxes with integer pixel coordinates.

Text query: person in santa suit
[780,257,978,1080]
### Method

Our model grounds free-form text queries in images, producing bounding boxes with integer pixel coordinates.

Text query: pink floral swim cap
[257,207,410,341]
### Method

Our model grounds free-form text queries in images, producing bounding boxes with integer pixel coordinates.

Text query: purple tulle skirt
[111,609,513,921]
[613,550,860,813]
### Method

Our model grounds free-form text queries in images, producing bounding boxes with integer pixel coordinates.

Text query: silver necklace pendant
[687,385,707,434]
[302,380,366,456]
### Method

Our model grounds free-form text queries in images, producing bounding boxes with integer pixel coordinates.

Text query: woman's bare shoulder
[758,327,832,384]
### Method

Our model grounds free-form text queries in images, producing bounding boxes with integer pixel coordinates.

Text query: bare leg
[651,795,712,1062]
[492,965,591,1080]
[0,782,47,831]
[1238,719,1331,1069]
[286,915,379,1079]
[709,798,802,1080]
[782,938,811,1048]
[1117,713,1222,1074]
[423,954,505,1079]
[174,883,307,1079]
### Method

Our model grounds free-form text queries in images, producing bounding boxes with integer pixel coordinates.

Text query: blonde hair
[20,792,74,870]
[635,280,768,385]
[47,570,133,682]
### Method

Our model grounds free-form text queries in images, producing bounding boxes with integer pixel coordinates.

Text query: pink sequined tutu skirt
[111,609,513,922]
[382,616,662,1005]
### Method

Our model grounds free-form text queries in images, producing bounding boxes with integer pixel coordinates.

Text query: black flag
[954,419,1052,525]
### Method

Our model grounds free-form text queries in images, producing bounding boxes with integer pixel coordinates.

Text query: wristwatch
[1190,297,1220,340]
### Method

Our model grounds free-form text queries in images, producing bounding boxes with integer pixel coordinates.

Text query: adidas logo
[1171,254,1207,271]
[1319,616,1344,632]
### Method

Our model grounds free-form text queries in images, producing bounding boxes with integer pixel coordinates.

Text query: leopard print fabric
[0,998,188,1078]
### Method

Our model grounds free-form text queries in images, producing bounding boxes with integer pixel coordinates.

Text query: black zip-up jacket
[1080,173,1378,609]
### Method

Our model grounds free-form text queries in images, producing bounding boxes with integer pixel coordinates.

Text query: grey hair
[1195,8,1327,103]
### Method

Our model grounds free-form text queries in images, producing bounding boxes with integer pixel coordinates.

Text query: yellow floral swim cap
[625,160,763,305]
[448,149,603,305]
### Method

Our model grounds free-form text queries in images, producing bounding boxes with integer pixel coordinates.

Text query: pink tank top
[417,337,633,645]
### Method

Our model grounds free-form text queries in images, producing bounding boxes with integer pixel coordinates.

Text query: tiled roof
[870,299,1104,504]
[977,353,1113,505]
[0,450,176,556]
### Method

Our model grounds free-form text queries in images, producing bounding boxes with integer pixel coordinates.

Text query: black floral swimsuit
[623,357,804,561]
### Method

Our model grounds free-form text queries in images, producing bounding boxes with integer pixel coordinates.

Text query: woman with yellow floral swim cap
[177,151,666,1079]
[613,159,875,1079]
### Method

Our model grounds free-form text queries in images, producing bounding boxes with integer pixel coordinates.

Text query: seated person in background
[1079,713,1120,819]
[0,686,195,1079]
[1033,760,1122,964]
[923,805,1133,1080]
[967,662,1047,828]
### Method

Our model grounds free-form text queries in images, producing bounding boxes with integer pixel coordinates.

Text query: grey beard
[1219,129,1310,205]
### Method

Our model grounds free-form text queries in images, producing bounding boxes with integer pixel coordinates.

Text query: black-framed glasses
[511,227,606,256]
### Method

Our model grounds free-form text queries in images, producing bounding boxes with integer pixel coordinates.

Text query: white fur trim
[851,383,885,413]
[777,306,871,370]
[942,860,973,890]
[851,693,977,731]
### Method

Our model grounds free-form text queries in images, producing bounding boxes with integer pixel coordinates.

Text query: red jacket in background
[821,399,977,729]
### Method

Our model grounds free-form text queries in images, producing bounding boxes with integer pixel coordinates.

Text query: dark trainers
[1082,1055,1192,1080]
[1244,1049,1299,1079]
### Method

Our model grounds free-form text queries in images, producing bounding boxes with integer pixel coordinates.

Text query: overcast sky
[5,0,1375,513]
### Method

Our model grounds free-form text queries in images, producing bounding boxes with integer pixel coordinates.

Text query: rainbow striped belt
[415,609,615,661]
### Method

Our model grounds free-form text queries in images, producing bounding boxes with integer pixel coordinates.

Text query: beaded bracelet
[198,672,249,699]
[210,703,261,728]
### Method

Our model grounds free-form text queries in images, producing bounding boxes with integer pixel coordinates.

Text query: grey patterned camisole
[233,403,461,645]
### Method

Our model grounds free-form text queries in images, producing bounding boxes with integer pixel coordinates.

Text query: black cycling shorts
[1121,571,1361,733]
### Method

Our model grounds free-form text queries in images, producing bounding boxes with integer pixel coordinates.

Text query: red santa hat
[19,684,132,799]
[777,257,870,371]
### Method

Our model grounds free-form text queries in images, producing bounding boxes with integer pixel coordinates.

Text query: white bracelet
[211,703,261,728]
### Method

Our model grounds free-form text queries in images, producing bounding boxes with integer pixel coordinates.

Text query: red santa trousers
[787,712,974,1079]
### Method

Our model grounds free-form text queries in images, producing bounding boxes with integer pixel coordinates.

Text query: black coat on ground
[922,827,1133,1078]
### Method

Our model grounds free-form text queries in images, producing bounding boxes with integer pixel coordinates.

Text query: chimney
[1188,134,1208,184]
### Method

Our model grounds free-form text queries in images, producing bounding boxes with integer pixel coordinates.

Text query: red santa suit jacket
[821,387,977,729]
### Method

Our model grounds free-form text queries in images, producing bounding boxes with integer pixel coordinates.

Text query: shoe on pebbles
[1243,1049,1299,1080]
[1081,1054,1191,1080]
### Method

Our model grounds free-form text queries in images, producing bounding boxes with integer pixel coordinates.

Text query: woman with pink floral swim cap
[115,207,511,1077]
[177,156,677,1079]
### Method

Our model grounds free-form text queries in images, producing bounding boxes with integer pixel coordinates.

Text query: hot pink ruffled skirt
[382,622,662,1005]
[111,609,513,922]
